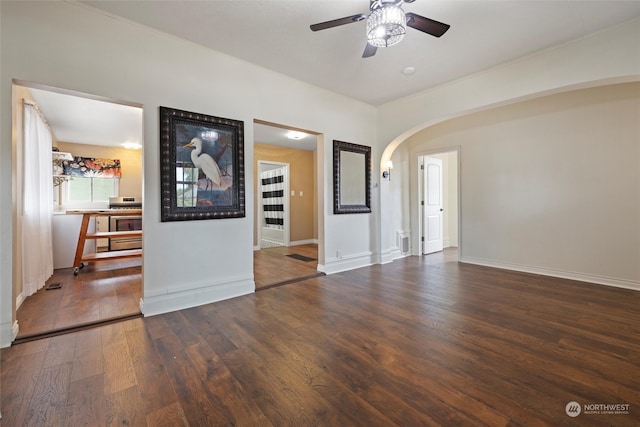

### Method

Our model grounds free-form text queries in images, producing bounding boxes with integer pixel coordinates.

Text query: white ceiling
[29,0,640,149]
[29,85,317,150]
[80,0,640,106]
[29,87,144,148]
[254,123,317,151]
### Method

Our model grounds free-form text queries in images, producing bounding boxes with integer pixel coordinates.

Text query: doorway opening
[11,80,144,342]
[253,120,324,290]
[418,149,459,256]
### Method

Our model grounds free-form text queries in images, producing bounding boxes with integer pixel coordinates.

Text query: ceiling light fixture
[287,131,306,140]
[402,66,416,76]
[123,142,142,150]
[366,4,407,48]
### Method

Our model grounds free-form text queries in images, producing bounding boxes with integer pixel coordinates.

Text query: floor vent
[46,282,62,291]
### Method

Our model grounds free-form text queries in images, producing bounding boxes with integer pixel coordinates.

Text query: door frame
[10,80,144,343]
[422,156,444,254]
[416,147,461,257]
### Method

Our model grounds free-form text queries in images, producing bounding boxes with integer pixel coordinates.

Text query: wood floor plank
[215,312,394,425]
[101,323,138,395]
[64,374,106,426]
[23,362,73,427]
[41,333,77,370]
[70,327,103,383]
[125,322,181,415]
[105,385,146,427]
[222,346,365,426]
[152,331,231,426]
[145,401,190,427]
[0,343,49,427]
[184,341,273,426]
[224,292,422,424]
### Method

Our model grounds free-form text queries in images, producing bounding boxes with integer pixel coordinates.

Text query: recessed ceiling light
[287,131,306,140]
[402,66,416,76]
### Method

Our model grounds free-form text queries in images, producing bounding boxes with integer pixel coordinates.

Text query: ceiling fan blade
[405,12,450,37]
[310,14,366,32]
[362,43,377,58]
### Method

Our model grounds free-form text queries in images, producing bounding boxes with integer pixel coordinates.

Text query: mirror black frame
[333,140,371,214]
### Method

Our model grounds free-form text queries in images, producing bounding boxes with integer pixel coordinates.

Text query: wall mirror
[333,140,371,214]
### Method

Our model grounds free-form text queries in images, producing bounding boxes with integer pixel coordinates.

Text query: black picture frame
[160,106,245,221]
[333,140,372,214]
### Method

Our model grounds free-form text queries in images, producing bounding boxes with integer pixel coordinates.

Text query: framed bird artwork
[160,106,245,221]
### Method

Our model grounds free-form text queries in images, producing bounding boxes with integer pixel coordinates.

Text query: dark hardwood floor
[3,248,639,426]
[253,243,321,290]
[15,258,142,340]
[15,244,320,339]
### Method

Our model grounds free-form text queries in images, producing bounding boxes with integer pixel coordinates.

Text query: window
[64,177,119,204]
[176,163,198,207]
[59,156,122,206]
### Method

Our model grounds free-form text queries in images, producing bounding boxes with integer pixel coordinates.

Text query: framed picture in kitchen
[160,106,245,221]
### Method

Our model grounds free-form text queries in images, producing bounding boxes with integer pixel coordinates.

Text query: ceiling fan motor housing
[367,3,407,47]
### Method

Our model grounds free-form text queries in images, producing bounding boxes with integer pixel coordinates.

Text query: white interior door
[423,156,444,254]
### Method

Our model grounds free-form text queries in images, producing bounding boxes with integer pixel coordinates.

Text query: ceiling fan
[310,0,450,58]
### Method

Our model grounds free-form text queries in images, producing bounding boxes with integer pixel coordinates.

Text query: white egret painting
[160,107,245,221]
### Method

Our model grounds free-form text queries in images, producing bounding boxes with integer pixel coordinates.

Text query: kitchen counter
[66,208,142,215]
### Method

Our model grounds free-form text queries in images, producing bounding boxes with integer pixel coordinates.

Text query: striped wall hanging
[261,167,286,229]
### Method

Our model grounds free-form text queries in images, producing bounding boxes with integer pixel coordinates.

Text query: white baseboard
[141,276,254,317]
[460,256,640,291]
[319,251,374,275]
[290,239,318,246]
[16,292,25,310]
[380,246,405,264]
[255,239,318,251]
[0,320,18,348]
[379,248,395,265]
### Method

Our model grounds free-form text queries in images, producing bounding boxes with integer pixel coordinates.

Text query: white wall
[377,17,639,252]
[405,83,640,288]
[378,18,640,151]
[0,1,376,346]
[376,17,639,288]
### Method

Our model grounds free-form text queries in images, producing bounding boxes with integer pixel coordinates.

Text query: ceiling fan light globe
[366,5,406,48]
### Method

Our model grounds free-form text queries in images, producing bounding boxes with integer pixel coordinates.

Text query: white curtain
[22,102,54,297]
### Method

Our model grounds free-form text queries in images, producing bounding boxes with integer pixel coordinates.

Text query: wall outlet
[336,250,341,259]
[291,190,295,196]
[299,191,303,197]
